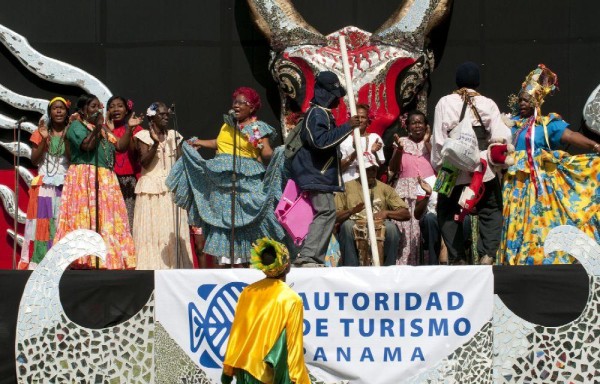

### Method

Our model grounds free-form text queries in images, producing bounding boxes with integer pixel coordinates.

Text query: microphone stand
[230,117,238,269]
[170,104,182,268]
[12,117,25,270]
[94,119,100,270]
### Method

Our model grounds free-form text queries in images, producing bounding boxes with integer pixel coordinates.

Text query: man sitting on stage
[335,152,413,266]
[222,238,310,384]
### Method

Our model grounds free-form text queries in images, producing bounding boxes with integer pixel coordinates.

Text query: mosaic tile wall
[155,322,212,384]
[492,226,600,383]
[15,230,156,384]
[14,225,600,383]
[406,322,494,383]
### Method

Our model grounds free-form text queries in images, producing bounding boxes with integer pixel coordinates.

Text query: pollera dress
[54,119,136,269]
[166,115,286,265]
[133,129,193,269]
[499,113,600,265]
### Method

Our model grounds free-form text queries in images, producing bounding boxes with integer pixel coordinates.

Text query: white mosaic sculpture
[15,230,155,383]
[583,83,600,135]
[0,23,113,253]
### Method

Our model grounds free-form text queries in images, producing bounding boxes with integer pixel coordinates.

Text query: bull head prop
[247,0,453,137]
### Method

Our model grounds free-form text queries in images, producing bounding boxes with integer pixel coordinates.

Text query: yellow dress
[222,278,310,384]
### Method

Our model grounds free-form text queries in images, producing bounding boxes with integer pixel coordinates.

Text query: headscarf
[48,96,71,110]
[250,238,290,278]
[232,87,261,113]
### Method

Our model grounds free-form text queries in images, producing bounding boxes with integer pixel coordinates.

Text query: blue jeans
[338,219,400,266]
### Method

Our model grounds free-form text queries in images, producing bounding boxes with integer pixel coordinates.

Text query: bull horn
[246,0,326,51]
[372,0,453,49]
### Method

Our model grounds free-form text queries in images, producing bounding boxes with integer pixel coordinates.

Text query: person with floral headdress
[132,102,193,269]
[106,95,144,230]
[221,237,310,384]
[18,97,71,270]
[499,64,600,265]
[167,87,287,266]
[54,93,142,269]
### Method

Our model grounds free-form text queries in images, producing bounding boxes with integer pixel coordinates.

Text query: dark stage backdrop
[0,1,599,267]
[1,0,599,171]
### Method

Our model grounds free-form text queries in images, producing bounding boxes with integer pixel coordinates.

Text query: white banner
[155,266,493,384]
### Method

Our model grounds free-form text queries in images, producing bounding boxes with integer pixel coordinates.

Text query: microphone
[15,116,27,125]
[169,103,176,115]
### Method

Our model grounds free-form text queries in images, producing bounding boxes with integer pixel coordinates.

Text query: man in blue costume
[291,71,360,267]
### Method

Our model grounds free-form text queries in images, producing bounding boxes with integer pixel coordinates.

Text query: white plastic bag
[441,107,480,171]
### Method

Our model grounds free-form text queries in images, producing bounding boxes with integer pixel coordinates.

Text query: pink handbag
[275,180,315,246]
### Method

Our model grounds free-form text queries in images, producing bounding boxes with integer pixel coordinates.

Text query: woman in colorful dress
[106,95,143,231]
[389,110,436,265]
[167,87,286,266]
[133,102,193,269]
[54,93,141,269]
[18,97,71,270]
[499,64,600,265]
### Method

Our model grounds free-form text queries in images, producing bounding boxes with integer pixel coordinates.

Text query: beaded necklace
[43,124,68,177]
[99,136,115,169]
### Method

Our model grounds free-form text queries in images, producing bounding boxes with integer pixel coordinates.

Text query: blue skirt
[167,143,287,263]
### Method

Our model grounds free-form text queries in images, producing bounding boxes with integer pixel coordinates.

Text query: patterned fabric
[117,174,137,231]
[67,120,115,168]
[18,179,63,270]
[54,164,136,269]
[166,121,286,265]
[393,137,435,265]
[133,130,193,270]
[499,149,600,265]
[324,235,341,267]
[19,133,69,270]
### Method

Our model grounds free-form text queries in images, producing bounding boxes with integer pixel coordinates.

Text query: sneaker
[294,262,325,268]
[479,255,494,265]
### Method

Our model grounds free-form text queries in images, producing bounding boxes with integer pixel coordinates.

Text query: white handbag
[441,106,480,172]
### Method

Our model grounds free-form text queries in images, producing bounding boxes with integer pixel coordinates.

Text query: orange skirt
[54,164,136,269]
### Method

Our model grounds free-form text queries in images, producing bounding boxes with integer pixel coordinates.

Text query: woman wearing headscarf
[19,97,71,269]
[166,87,286,266]
[499,64,600,265]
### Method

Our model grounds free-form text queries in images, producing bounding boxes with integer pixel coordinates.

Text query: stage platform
[0,265,590,383]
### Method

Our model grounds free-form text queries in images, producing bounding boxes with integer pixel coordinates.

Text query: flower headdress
[146,102,159,117]
[508,64,558,115]
[250,237,290,278]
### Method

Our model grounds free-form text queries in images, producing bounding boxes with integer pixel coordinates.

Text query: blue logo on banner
[188,282,248,369]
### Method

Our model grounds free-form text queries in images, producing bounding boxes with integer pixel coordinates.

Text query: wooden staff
[338,35,380,266]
